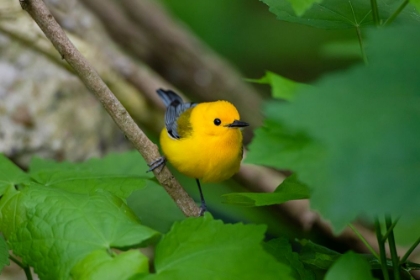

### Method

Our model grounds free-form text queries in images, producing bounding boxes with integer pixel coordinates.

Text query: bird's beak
[226,120,249,128]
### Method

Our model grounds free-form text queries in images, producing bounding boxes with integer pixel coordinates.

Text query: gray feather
[157,89,196,139]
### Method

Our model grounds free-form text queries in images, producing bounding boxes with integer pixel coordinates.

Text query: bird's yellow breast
[160,101,244,183]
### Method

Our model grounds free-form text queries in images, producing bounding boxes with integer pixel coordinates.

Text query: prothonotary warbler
[148,89,249,214]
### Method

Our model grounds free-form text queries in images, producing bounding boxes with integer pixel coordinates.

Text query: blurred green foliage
[159,0,359,82]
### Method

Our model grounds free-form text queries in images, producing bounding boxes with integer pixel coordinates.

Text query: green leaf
[278,26,420,231]
[0,235,9,273]
[411,0,420,13]
[249,26,420,232]
[298,239,340,270]
[29,151,151,176]
[127,181,185,233]
[0,154,31,195]
[142,214,293,280]
[247,71,308,100]
[264,237,314,280]
[29,151,152,200]
[71,249,149,280]
[245,118,325,177]
[320,40,361,59]
[0,184,159,280]
[222,174,310,206]
[325,251,375,280]
[260,0,420,29]
[287,0,323,16]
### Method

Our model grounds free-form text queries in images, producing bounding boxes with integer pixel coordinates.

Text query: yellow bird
[149,89,249,214]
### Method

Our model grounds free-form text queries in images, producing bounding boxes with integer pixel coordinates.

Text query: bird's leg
[196,179,207,216]
[147,156,166,173]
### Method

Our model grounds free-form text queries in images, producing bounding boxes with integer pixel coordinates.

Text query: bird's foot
[147,156,166,173]
[199,202,207,216]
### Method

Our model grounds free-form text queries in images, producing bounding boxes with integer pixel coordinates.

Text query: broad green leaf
[264,237,314,280]
[249,26,420,231]
[247,71,309,100]
[127,181,185,233]
[221,174,310,206]
[0,154,31,195]
[29,151,152,199]
[280,26,420,230]
[298,239,340,270]
[0,184,159,280]
[325,251,375,280]
[29,151,151,176]
[141,214,293,280]
[0,186,26,238]
[260,0,420,29]
[71,249,149,280]
[411,0,420,12]
[0,235,9,273]
[245,119,325,179]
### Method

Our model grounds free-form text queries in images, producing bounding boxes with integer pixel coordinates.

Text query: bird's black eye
[214,118,221,126]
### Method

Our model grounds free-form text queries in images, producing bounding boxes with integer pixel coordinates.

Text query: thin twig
[19,0,200,217]
[355,26,368,65]
[348,223,380,260]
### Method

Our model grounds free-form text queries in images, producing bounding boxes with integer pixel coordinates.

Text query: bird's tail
[156,89,183,107]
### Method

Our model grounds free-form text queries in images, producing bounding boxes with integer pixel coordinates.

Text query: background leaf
[0,154,31,195]
[0,184,159,280]
[298,239,340,270]
[71,249,149,280]
[29,151,151,200]
[222,174,310,206]
[286,0,323,16]
[127,180,185,233]
[260,0,420,29]
[247,71,309,100]
[264,237,315,280]
[141,214,293,280]
[324,251,375,280]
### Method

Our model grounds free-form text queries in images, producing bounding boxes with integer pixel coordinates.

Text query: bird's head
[191,101,249,137]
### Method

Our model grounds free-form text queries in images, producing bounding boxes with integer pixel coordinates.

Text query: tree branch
[19,0,200,217]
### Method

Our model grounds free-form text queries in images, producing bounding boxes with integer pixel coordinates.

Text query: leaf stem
[400,236,420,264]
[349,1,369,65]
[9,255,33,280]
[385,215,400,280]
[355,26,368,65]
[348,223,380,259]
[375,218,390,280]
[370,0,380,26]
[384,0,409,26]
[382,217,399,242]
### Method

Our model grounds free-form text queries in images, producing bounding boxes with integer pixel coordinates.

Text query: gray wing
[157,89,196,139]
